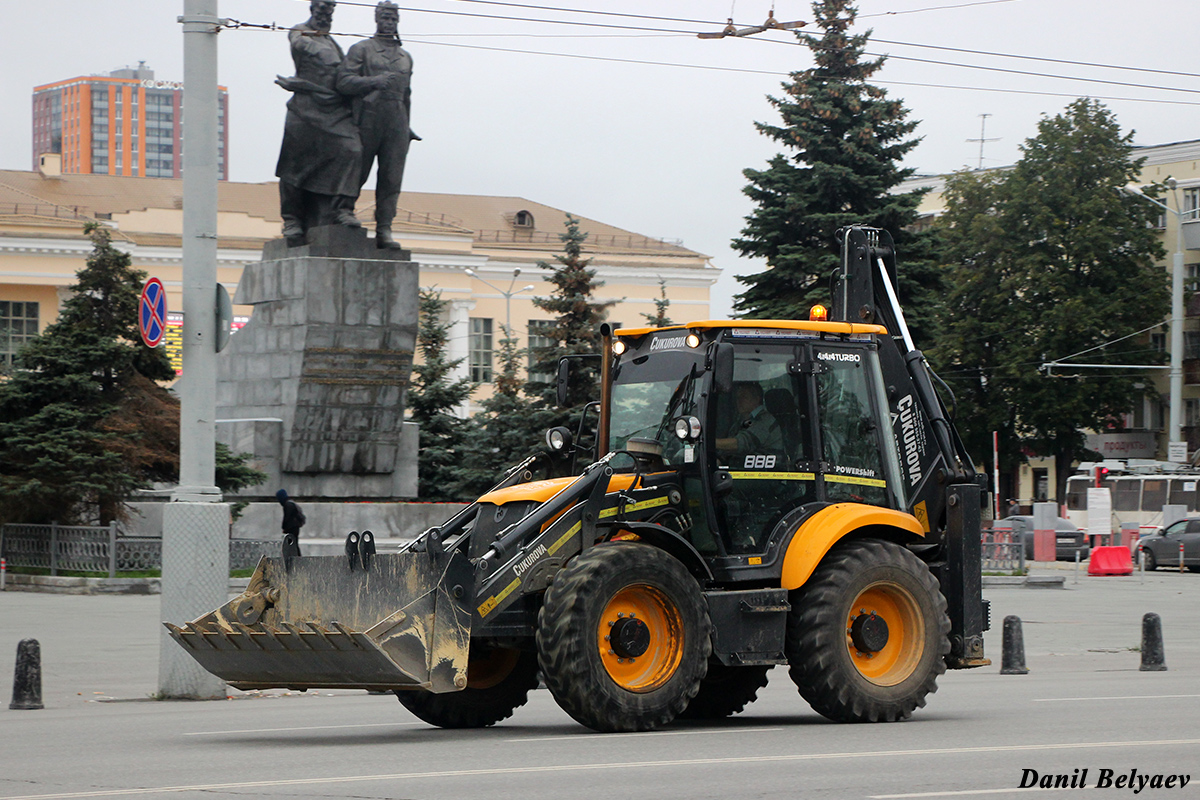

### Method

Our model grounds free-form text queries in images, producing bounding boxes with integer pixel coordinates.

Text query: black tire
[678,663,772,720]
[396,645,539,728]
[1141,548,1157,571]
[786,538,949,723]
[536,543,711,732]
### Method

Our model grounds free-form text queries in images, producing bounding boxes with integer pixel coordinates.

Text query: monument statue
[275,0,363,245]
[336,1,416,250]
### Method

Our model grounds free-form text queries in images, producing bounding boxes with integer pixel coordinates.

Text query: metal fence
[981,527,1026,573]
[0,523,277,577]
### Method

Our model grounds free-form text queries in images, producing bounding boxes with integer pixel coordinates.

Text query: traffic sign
[139,277,168,348]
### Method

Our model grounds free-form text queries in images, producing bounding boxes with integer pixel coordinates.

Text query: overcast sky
[6,0,1200,317]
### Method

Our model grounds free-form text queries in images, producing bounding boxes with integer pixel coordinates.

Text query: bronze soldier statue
[336,1,416,250]
[275,0,363,245]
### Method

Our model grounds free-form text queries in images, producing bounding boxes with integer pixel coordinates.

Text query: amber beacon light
[809,304,829,322]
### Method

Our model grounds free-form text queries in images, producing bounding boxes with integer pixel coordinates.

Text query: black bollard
[1140,612,1168,672]
[10,638,44,710]
[1000,615,1029,675]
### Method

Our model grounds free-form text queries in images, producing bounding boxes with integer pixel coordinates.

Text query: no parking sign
[139,277,167,348]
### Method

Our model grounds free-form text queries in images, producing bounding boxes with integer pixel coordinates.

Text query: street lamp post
[1122,182,1187,455]
[465,267,536,339]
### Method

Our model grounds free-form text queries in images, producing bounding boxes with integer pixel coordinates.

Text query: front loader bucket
[165,550,473,693]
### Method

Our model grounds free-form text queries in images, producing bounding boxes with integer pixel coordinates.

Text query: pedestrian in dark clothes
[277,489,306,538]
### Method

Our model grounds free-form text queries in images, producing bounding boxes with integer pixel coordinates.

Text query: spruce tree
[0,223,178,524]
[528,214,614,408]
[733,0,936,333]
[641,278,674,328]
[407,288,477,500]
[453,327,553,498]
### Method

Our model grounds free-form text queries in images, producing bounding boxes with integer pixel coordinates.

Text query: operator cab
[605,320,907,577]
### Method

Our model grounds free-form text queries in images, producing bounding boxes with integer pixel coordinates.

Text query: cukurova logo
[896,394,924,488]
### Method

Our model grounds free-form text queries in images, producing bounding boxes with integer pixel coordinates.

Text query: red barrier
[1087,545,1133,576]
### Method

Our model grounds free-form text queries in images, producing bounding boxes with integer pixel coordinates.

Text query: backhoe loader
[168,226,990,732]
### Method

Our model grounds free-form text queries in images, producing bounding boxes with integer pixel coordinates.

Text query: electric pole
[159,0,228,699]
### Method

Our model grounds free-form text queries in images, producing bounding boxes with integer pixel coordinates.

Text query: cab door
[710,344,817,554]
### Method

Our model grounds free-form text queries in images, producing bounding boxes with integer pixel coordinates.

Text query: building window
[514,210,535,228]
[1186,398,1200,428]
[1,301,39,367]
[1184,188,1200,222]
[1186,331,1200,360]
[527,319,555,382]
[469,317,494,383]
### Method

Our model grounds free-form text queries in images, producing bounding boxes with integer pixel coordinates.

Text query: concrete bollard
[1000,615,1029,675]
[10,638,44,710]
[1139,613,1168,672]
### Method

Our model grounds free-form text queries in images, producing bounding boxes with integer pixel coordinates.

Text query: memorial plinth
[216,225,419,499]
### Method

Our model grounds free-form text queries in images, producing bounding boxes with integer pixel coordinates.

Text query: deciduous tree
[937,99,1168,501]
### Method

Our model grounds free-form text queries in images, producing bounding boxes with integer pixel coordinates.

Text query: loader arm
[831,226,989,668]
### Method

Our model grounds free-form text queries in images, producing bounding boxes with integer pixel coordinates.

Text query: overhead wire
[860,0,1020,17]
[242,1,1200,101]
[227,23,1200,107]
[869,38,1200,82]
[268,0,1200,84]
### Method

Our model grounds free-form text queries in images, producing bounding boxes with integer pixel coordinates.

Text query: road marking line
[184,722,424,736]
[871,789,1077,798]
[508,726,784,742]
[5,738,1199,800]
[1032,693,1200,703]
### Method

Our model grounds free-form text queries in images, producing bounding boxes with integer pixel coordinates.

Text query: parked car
[996,516,1091,562]
[1136,518,1200,571]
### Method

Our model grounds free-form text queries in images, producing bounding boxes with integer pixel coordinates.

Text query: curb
[2,575,251,596]
[983,575,1065,589]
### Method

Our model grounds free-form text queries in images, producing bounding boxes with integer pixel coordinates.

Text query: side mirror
[711,342,734,395]
[556,358,570,408]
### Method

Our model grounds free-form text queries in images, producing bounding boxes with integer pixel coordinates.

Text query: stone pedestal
[216,225,419,499]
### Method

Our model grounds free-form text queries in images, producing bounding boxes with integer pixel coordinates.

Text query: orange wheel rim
[844,582,924,686]
[466,647,520,690]
[597,584,684,693]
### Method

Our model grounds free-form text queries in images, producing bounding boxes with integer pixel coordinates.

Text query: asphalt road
[1,567,1197,799]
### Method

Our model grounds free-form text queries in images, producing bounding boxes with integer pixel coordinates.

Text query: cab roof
[614,319,889,338]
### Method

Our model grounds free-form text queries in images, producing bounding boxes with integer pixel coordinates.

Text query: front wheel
[1140,548,1157,571]
[396,645,539,728]
[786,538,949,723]
[536,543,711,732]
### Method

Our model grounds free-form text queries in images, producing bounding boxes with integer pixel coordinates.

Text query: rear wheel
[536,543,711,732]
[395,645,539,728]
[786,538,949,723]
[679,663,771,720]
